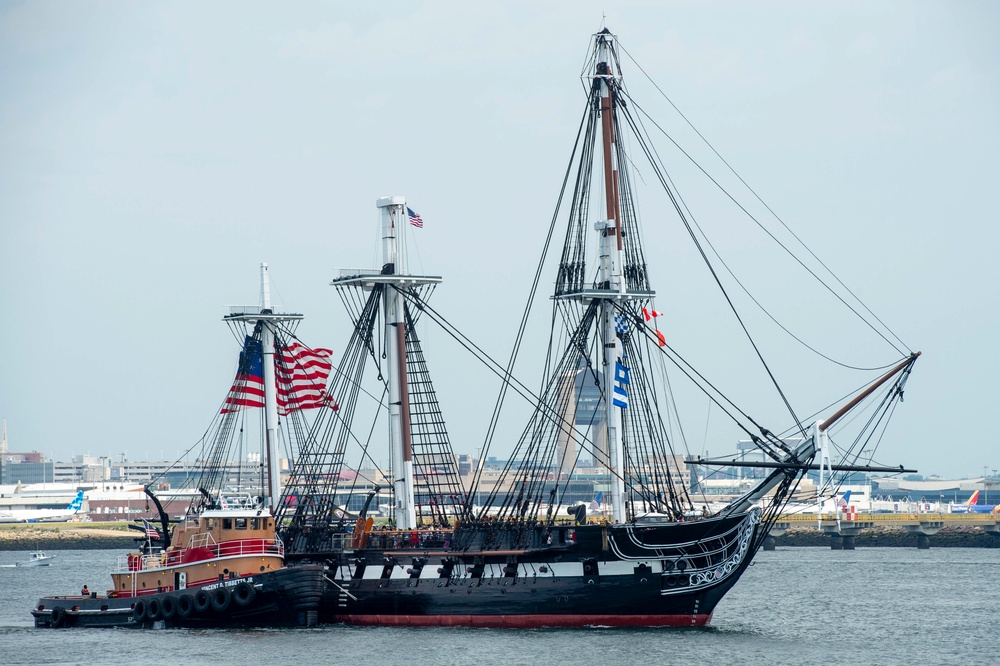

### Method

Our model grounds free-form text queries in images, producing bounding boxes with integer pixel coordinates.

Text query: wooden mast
[820,352,920,432]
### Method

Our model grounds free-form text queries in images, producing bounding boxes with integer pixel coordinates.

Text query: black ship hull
[313,509,762,627]
[32,564,326,629]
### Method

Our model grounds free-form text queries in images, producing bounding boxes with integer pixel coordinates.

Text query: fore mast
[594,29,629,525]
[553,28,641,525]
[224,263,303,512]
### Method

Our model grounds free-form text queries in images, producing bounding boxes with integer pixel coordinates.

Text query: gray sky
[1,1,997,479]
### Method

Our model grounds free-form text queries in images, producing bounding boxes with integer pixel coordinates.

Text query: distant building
[872,477,985,504]
[54,455,110,484]
[0,459,55,485]
[0,418,54,484]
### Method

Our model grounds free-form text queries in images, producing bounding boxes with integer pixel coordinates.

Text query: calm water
[0,547,995,665]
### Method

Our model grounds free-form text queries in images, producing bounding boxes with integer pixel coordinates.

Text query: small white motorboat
[16,550,54,567]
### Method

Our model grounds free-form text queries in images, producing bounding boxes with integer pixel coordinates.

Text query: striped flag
[612,385,628,409]
[222,337,336,415]
[222,336,266,412]
[275,342,335,414]
[613,359,629,409]
[142,519,160,540]
[407,207,423,228]
[642,307,663,321]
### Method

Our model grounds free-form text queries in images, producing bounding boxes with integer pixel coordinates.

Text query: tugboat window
[223,518,232,529]
[250,518,260,530]
[235,518,247,530]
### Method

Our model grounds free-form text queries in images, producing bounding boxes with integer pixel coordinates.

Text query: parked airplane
[950,490,1000,514]
[0,491,84,523]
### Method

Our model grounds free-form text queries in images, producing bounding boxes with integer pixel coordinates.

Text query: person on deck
[81,585,89,596]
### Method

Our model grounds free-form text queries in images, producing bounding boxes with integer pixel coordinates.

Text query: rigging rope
[617,41,910,356]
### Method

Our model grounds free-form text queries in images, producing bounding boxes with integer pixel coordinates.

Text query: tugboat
[32,264,328,629]
[32,496,324,629]
[276,28,920,627]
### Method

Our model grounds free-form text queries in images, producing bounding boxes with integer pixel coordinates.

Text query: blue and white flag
[613,358,630,409]
[614,313,629,337]
[615,361,630,385]
[612,385,629,409]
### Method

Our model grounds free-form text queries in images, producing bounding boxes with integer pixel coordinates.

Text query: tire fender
[232,581,256,607]
[210,586,231,613]
[193,589,211,614]
[176,594,194,618]
[147,597,162,621]
[161,595,177,620]
[133,599,147,622]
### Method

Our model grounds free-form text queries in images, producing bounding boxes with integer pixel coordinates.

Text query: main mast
[224,263,303,512]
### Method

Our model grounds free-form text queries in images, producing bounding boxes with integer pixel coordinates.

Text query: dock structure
[768,513,1000,549]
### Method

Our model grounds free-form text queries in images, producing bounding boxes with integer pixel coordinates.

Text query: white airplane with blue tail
[0,490,84,523]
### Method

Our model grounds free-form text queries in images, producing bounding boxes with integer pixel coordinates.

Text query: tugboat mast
[259,264,282,510]
[224,263,304,512]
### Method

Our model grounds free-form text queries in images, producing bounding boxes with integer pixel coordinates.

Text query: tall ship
[277,28,920,627]
[32,265,327,629]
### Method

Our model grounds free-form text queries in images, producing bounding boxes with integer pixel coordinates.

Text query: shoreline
[0,525,137,551]
[773,524,1000,548]
[3,523,999,550]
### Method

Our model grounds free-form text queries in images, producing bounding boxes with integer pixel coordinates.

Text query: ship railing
[115,549,166,573]
[114,538,282,572]
[338,268,382,279]
[188,531,218,549]
[329,532,353,550]
[213,492,263,510]
[357,529,453,550]
[209,538,284,559]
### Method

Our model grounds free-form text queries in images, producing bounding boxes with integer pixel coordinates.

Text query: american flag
[407,207,423,228]
[222,336,266,412]
[222,337,336,415]
[275,341,335,414]
[142,519,160,540]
